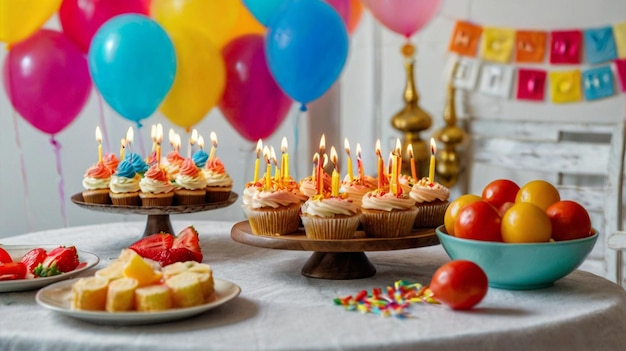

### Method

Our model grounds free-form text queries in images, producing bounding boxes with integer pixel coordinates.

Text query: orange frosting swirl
[166,150,185,165]
[205,157,226,174]
[102,153,119,173]
[144,164,169,182]
[179,158,200,177]
[85,161,112,179]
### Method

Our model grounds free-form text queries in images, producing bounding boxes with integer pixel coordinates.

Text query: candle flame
[270,146,278,166]
[323,153,329,167]
[356,143,362,159]
[197,136,205,149]
[407,144,414,158]
[281,137,288,152]
[126,127,134,144]
[169,128,176,146]
[375,139,382,158]
[190,129,198,145]
[256,139,263,158]
[319,134,326,154]
[95,126,102,143]
[151,124,156,142]
[313,152,319,165]
[430,138,436,155]
[344,138,351,155]
[263,146,270,164]
[210,131,218,148]
[395,138,401,154]
[330,146,338,170]
[156,123,163,144]
[121,138,126,148]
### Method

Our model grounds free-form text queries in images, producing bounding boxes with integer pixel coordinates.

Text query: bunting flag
[448,20,626,104]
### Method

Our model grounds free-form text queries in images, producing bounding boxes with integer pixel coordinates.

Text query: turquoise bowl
[435,225,598,290]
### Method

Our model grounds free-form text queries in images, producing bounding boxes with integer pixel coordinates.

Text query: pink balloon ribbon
[11,109,34,232]
[50,137,68,228]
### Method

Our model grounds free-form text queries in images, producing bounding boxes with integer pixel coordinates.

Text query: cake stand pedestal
[72,192,238,237]
[230,221,439,280]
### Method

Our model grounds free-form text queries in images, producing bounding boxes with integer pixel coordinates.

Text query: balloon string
[50,136,67,228]
[11,108,34,232]
[293,108,302,180]
[95,90,111,154]
[135,122,146,157]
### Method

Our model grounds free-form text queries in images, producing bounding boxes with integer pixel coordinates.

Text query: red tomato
[546,200,593,241]
[0,247,12,264]
[454,200,503,242]
[429,260,488,310]
[482,179,520,210]
[0,262,27,280]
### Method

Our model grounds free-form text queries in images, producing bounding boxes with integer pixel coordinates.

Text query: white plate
[36,278,241,325]
[0,245,99,293]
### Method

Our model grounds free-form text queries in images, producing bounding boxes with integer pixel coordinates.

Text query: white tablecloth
[1,220,626,351]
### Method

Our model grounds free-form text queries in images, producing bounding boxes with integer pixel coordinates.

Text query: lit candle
[169,129,176,150]
[312,153,319,180]
[388,152,393,176]
[174,134,181,153]
[126,127,134,161]
[156,124,163,166]
[95,126,103,162]
[254,139,262,182]
[391,151,398,195]
[281,137,289,180]
[318,135,326,195]
[270,146,280,181]
[429,138,436,184]
[330,146,340,196]
[344,138,353,181]
[375,139,383,190]
[120,138,126,160]
[150,124,157,152]
[208,131,217,160]
[395,138,402,177]
[197,135,204,150]
[187,129,198,158]
[263,146,271,190]
[356,143,364,184]
[407,144,417,182]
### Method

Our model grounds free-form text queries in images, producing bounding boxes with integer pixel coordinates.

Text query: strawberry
[155,248,197,267]
[129,233,174,261]
[173,226,203,262]
[21,248,47,274]
[33,246,80,277]
[0,247,12,264]
[0,262,27,280]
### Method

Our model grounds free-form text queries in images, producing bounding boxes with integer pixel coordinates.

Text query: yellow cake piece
[95,260,125,281]
[135,284,172,311]
[162,261,214,299]
[122,251,162,287]
[162,262,190,279]
[165,272,204,308]
[106,277,138,312]
[71,276,109,311]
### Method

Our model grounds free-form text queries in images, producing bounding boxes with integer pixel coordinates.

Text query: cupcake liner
[82,189,111,204]
[301,214,361,240]
[109,192,140,206]
[174,189,206,205]
[360,207,418,238]
[205,186,232,203]
[139,192,174,207]
[414,201,450,228]
[244,203,301,236]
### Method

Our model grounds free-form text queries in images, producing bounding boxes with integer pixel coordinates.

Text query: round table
[1,220,625,351]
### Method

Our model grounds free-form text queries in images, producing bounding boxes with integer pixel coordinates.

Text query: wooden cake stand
[230,221,439,280]
[71,192,238,237]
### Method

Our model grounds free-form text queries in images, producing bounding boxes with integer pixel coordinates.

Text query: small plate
[0,245,99,293]
[36,278,241,325]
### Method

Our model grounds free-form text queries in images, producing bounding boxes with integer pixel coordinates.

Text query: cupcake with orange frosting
[300,193,361,240]
[360,189,418,238]
[409,177,450,228]
[109,158,141,206]
[102,153,120,174]
[243,180,302,236]
[202,157,233,203]
[139,164,175,206]
[299,172,331,199]
[162,150,185,181]
[82,161,112,204]
[339,174,377,207]
[174,158,207,205]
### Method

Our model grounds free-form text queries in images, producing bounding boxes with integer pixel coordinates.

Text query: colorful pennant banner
[448,20,626,103]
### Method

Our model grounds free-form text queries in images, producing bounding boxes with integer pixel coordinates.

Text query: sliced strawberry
[33,246,80,277]
[156,248,196,267]
[0,262,27,280]
[173,226,202,262]
[129,233,174,261]
[21,248,47,273]
[0,247,12,264]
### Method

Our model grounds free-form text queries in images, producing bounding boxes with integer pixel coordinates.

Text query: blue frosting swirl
[192,149,209,168]
[115,158,136,178]
[125,153,149,175]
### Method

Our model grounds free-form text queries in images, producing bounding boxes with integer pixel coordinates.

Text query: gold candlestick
[432,61,466,188]
[391,43,432,179]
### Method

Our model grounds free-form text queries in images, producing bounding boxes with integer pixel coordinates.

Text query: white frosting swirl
[175,173,207,190]
[82,177,110,190]
[362,190,416,211]
[109,174,141,193]
[299,178,318,198]
[302,197,360,218]
[248,189,302,209]
[139,177,174,194]
[409,177,450,203]
[203,169,233,187]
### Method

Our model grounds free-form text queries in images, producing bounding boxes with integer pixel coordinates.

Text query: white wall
[2,0,626,237]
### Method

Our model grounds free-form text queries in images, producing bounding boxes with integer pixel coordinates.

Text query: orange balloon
[347,0,363,33]
[218,2,265,48]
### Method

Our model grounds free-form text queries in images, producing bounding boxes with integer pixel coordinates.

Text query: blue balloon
[265,0,349,108]
[243,0,287,26]
[88,14,176,123]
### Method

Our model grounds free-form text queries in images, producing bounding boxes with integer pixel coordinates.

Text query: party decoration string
[11,109,34,232]
[95,92,111,154]
[49,137,67,227]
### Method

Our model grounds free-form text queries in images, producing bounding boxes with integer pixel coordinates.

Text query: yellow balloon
[160,28,226,130]
[151,0,239,48]
[0,0,62,44]
[218,1,265,48]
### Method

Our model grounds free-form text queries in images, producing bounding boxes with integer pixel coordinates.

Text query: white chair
[463,116,626,286]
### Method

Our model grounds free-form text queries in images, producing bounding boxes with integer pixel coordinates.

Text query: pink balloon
[362,0,441,38]
[325,0,350,28]
[219,34,292,142]
[59,0,150,53]
[3,30,92,135]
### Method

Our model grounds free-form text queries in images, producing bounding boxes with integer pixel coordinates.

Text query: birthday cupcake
[102,153,120,174]
[163,149,185,181]
[339,174,377,207]
[202,157,233,203]
[109,158,141,206]
[139,164,175,206]
[360,189,418,238]
[82,161,112,204]
[300,193,361,240]
[409,177,451,228]
[299,172,331,199]
[242,181,302,236]
[125,152,149,177]
[174,158,207,205]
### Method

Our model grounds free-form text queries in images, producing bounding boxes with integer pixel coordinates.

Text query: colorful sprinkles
[334,280,440,318]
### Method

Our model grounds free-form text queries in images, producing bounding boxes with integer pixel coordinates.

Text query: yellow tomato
[515,180,560,211]
[501,203,552,243]
[444,194,482,236]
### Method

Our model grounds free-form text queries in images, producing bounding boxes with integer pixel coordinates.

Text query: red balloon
[2,30,92,135]
[325,0,350,28]
[59,0,150,53]
[219,34,292,141]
